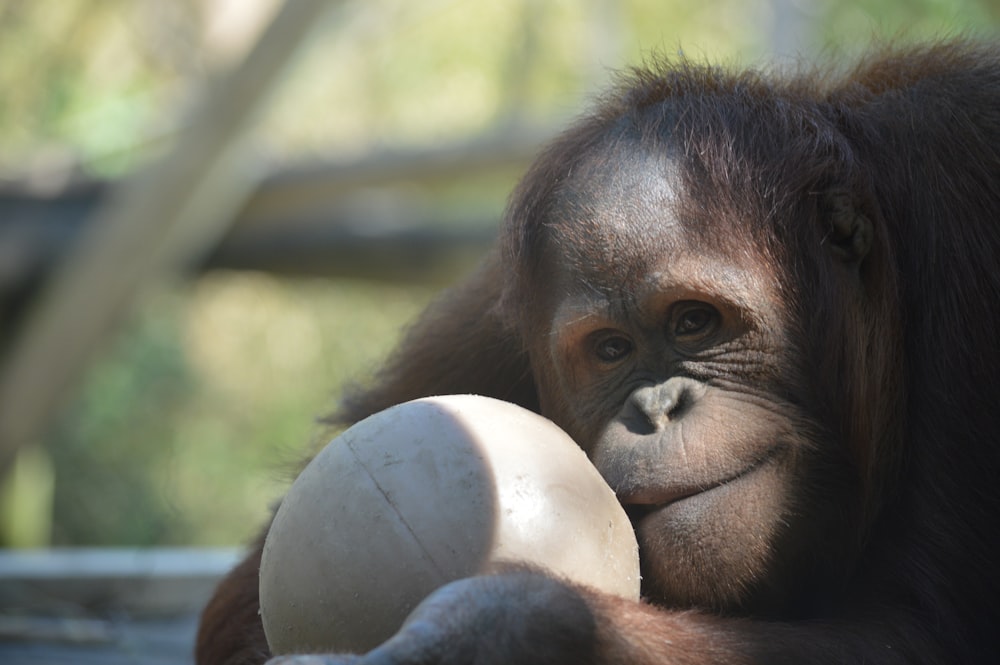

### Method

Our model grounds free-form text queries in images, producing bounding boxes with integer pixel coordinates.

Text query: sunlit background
[1,0,997,549]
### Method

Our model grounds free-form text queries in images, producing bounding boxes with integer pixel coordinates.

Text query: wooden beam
[0,124,554,290]
[232,126,552,230]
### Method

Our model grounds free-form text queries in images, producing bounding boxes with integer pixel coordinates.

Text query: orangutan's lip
[619,446,781,511]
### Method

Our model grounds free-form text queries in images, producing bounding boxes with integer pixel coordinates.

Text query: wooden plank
[0,547,242,616]
[0,548,237,664]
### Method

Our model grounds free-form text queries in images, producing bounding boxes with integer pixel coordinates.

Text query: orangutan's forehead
[544,142,683,290]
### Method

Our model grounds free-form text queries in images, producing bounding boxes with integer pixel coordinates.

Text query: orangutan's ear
[822,190,873,264]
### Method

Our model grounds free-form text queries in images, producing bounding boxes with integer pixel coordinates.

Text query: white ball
[259,394,639,655]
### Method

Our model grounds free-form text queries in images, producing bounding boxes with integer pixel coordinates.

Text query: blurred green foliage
[4,0,997,177]
[43,275,436,546]
[0,0,996,546]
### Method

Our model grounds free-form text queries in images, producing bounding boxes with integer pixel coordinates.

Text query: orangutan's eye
[595,335,633,363]
[673,303,720,338]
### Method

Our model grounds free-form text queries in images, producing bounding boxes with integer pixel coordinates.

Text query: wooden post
[0,0,340,468]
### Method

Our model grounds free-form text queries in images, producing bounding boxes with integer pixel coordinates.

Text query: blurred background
[0,0,997,553]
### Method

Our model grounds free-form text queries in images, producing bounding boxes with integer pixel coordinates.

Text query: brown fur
[196,41,1000,664]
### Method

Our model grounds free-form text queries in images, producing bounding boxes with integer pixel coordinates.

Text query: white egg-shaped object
[259,394,639,655]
